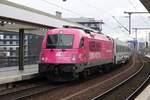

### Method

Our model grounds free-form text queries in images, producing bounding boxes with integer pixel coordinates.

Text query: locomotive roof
[47,28,113,41]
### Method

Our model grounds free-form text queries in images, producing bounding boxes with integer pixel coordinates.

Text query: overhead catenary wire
[127,0,150,26]
[42,0,85,17]
[80,0,131,34]
[112,16,129,33]
[127,0,150,39]
[81,0,105,13]
[42,0,135,37]
[64,0,138,39]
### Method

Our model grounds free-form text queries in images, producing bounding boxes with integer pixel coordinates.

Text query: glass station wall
[0,31,44,67]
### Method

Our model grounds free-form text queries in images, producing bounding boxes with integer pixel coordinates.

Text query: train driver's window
[79,38,84,48]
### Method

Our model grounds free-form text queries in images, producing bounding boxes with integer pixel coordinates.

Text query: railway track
[59,54,141,100]
[92,56,150,100]
[0,79,67,100]
[126,57,150,100]
[28,54,145,100]
[126,75,150,100]
[1,54,148,100]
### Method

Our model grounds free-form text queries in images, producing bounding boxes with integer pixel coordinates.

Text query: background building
[66,18,104,32]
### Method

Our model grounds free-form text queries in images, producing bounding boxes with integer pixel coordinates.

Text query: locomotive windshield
[46,34,74,49]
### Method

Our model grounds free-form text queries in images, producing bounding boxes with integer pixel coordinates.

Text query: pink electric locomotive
[38,27,116,81]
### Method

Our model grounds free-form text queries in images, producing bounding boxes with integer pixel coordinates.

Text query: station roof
[140,0,150,12]
[0,0,93,35]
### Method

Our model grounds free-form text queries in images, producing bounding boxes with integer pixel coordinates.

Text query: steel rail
[61,55,136,100]
[126,75,150,100]
[92,56,144,100]
[0,83,66,100]
[126,57,150,100]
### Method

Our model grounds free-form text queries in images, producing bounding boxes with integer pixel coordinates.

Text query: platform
[0,64,38,85]
[135,85,150,100]
[146,55,150,58]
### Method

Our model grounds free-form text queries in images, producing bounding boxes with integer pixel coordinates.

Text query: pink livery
[38,27,131,81]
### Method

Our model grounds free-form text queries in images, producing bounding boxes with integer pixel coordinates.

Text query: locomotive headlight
[71,54,78,62]
[41,57,47,62]
[40,52,45,62]
[41,57,45,61]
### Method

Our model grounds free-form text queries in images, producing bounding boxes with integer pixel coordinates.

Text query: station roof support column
[19,29,24,70]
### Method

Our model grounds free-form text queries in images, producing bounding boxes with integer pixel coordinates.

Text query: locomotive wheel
[46,66,61,82]
[83,71,88,79]
[102,65,110,73]
[125,60,129,64]
[46,73,53,82]
[79,69,89,79]
[53,67,59,75]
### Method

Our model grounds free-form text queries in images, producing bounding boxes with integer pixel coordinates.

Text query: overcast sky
[9,0,150,42]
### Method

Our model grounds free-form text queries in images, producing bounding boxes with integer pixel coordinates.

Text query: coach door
[83,37,89,63]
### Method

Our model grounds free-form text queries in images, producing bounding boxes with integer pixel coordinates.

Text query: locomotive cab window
[46,34,74,49]
[79,38,84,48]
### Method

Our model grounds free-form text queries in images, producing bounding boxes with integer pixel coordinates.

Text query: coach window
[119,46,121,52]
[123,46,125,52]
[116,45,119,52]
[79,38,84,48]
[126,47,127,52]
[121,46,123,52]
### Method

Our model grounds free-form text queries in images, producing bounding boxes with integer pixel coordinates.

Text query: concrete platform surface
[135,85,150,100]
[0,64,38,85]
[146,55,150,58]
